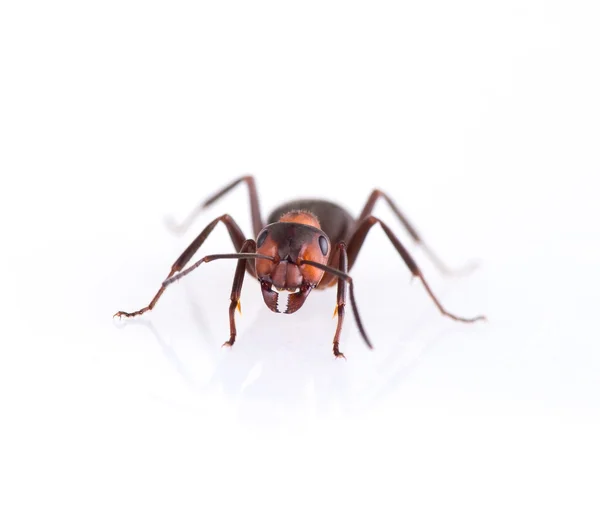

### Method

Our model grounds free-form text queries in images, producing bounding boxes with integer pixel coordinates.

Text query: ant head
[254,211,330,314]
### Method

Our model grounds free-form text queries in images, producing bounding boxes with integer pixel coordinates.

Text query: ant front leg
[114,214,253,319]
[223,239,256,348]
[332,242,349,359]
[357,189,476,276]
[346,216,486,323]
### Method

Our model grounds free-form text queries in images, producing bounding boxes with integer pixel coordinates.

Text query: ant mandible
[114,175,485,358]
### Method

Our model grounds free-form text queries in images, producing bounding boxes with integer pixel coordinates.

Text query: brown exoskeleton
[114,176,485,358]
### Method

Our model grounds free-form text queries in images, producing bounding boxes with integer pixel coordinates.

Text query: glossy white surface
[2,1,599,511]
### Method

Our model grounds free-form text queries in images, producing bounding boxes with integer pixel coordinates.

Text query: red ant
[114,176,485,358]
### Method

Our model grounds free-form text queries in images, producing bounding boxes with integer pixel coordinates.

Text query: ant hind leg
[357,189,477,276]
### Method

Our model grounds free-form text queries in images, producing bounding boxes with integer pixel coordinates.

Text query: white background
[1,1,599,511]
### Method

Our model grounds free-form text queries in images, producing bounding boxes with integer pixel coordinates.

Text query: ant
[114,175,485,358]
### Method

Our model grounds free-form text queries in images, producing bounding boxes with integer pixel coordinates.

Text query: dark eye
[257,230,268,248]
[318,235,328,255]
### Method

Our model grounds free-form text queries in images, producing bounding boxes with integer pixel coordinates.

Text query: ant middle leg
[346,216,486,323]
[114,214,253,319]
[357,189,475,276]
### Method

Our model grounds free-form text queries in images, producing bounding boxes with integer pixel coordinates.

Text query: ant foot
[448,312,487,323]
[164,215,187,235]
[442,259,481,278]
[113,309,147,319]
[333,350,346,360]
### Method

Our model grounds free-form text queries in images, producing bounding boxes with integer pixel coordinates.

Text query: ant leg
[332,242,349,359]
[167,175,264,238]
[356,189,475,276]
[114,214,254,319]
[346,216,486,323]
[223,239,257,348]
[300,257,373,350]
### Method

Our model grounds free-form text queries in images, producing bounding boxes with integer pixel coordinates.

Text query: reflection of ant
[115,176,485,358]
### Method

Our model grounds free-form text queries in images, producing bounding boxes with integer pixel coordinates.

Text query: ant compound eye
[318,235,328,256]
[257,230,268,248]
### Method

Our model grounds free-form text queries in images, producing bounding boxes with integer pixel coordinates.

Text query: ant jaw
[260,280,313,314]
[260,283,280,313]
[284,285,312,314]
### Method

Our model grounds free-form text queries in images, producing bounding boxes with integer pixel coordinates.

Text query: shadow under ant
[115,277,455,430]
